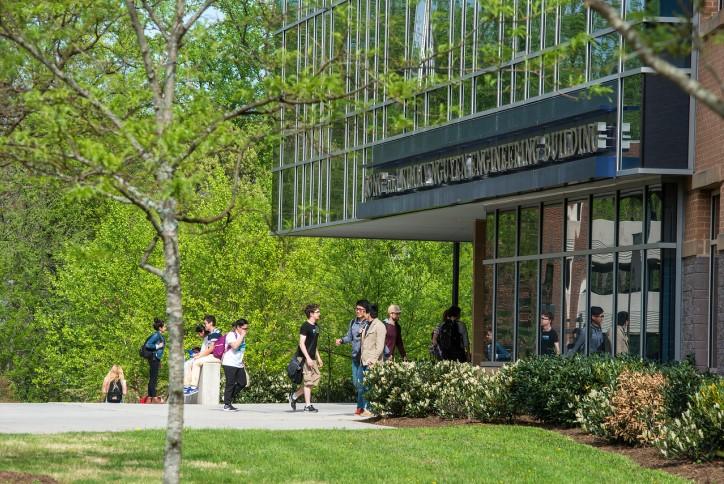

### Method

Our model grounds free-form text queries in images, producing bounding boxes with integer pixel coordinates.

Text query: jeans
[148,358,161,397]
[223,365,247,405]
[352,359,365,410]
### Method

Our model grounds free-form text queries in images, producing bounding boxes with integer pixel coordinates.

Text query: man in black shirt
[539,311,560,355]
[290,303,324,412]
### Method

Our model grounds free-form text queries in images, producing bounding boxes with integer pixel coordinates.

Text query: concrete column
[197,361,221,405]
[471,219,486,365]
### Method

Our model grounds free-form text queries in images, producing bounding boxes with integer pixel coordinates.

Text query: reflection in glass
[329,156,344,222]
[476,72,498,113]
[520,206,540,256]
[282,168,295,229]
[482,263,494,362]
[542,203,564,253]
[495,263,515,362]
[592,0,621,32]
[485,216,496,260]
[518,260,538,358]
[622,75,642,169]
[566,199,590,251]
[647,186,664,243]
[498,210,517,258]
[564,256,588,355]
[296,165,304,227]
[345,152,356,220]
[592,194,616,249]
[617,250,642,356]
[541,257,562,353]
[591,252,615,354]
[590,33,619,80]
[619,191,643,246]
[645,249,662,360]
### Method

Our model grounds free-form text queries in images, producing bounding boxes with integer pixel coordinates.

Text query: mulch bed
[370,416,724,483]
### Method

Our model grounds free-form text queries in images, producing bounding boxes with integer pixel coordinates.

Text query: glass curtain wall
[273,0,640,232]
[482,183,678,362]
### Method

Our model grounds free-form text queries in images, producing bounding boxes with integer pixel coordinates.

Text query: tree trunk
[161,213,184,484]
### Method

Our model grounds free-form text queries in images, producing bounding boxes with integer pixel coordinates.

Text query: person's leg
[222,365,236,405]
[189,354,218,387]
[303,385,312,405]
[231,367,247,401]
[148,358,160,397]
[352,360,364,410]
[360,365,369,410]
[183,359,194,387]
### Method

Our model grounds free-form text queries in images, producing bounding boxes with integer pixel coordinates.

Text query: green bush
[230,368,354,404]
[365,361,442,417]
[656,380,724,461]
[576,386,616,440]
[659,361,707,419]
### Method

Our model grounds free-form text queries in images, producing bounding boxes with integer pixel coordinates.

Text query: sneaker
[288,392,297,411]
[223,404,238,412]
[303,405,318,413]
[360,410,373,417]
[184,386,198,395]
[354,408,363,416]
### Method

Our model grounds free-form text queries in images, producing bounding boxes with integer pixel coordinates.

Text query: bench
[184,360,221,405]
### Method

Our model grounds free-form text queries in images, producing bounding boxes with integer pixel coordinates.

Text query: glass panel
[712,195,720,239]
[519,206,540,256]
[542,202,564,253]
[617,250,642,356]
[518,260,538,359]
[388,0,407,75]
[530,0,543,52]
[345,152,356,219]
[540,257,562,354]
[591,252,615,355]
[464,0,475,73]
[431,0,451,78]
[485,215,496,260]
[428,87,448,126]
[590,33,619,80]
[528,56,541,98]
[566,199,590,251]
[500,65,513,106]
[320,159,328,223]
[592,0,621,32]
[544,3,557,49]
[621,75,642,169]
[645,248,662,360]
[462,78,473,116]
[494,263,515,362]
[475,72,498,112]
[619,191,644,246]
[542,50,556,93]
[272,171,280,231]
[482,263,494,362]
[647,186,664,243]
[559,0,585,43]
[478,4,500,69]
[563,256,588,355]
[513,62,526,102]
[592,194,616,250]
[282,168,295,230]
[497,209,517,258]
[558,43,585,89]
[329,156,345,221]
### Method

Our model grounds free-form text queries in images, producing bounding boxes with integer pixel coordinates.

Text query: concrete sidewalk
[0,403,391,434]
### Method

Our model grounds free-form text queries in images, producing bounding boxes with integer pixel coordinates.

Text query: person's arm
[371,322,386,364]
[459,323,471,361]
[299,334,314,366]
[196,333,217,358]
[396,324,407,359]
[121,379,128,395]
[566,330,585,357]
[315,349,323,368]
[336,320,353,345]
[102,377,109,394]
[228,330,245,350]
[145,333,159,349]
[554,342,560,355]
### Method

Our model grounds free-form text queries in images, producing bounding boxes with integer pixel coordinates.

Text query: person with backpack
[432,305,470,363]
[334,299,369,415]
[102,365,127,403]
[143,318,166,401]
[221,318,249,412]
[289,303,323,413]
[184,314,222,395]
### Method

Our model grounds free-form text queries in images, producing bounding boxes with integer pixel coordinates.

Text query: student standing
[539,311,560,355]
[221,319,249,412]
[383,304,407,361]
[144,318,166,402]
[290,304,323,413]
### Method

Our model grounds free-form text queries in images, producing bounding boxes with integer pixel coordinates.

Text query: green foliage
[659,360,709,419]
[656,380,724,461]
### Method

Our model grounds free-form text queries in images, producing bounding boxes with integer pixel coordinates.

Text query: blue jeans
[352,359,365,409]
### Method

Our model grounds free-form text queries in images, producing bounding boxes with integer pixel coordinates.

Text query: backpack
[139,335,155,360]
[211,333,227,360]
[107,379,123,403]
[437,319,463,361]
[286,356,303,384]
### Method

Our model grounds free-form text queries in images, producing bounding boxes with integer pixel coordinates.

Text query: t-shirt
[222,331,245,368]
[540,328,559,355]
[296,321,319,359]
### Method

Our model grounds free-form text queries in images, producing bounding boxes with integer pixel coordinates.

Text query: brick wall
[682,257,710,368]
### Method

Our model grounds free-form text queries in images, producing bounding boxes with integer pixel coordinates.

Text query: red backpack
[211,333,227,359]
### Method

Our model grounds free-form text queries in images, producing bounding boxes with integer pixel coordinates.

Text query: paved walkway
[0,403,391,434]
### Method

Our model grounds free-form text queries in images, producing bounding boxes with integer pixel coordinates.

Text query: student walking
[335,299,369,415]
[144,318,166,402]
[383,304,407,361]
[221,319,249,412]
[359,304,386,417]
[290,304,323,413]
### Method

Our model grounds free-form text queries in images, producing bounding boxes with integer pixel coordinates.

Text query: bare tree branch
[125,0,163,112]
[586,0,724,118]
[179,0,216,41]
[139,236,165,277]
[141,0,170,41]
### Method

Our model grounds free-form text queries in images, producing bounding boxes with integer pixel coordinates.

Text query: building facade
[273,0,721,371]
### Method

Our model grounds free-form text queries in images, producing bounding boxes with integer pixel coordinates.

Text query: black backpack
[437,319,463,361]
[139,334,155,360]
[107,379,123,403]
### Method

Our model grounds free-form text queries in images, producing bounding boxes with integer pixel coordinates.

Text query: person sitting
[184,324,208,386]
[102,365,127,403]
[484,330,511,362]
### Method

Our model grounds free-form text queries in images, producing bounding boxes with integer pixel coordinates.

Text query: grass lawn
[0,425,683,483]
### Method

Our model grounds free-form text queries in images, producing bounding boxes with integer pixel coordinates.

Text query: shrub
[659,361,706,419]
[576,386,615,440]
[604,370,667,445]
[656,380,724,461]
[230,367,354,404]
[366,361,442,417]
[474,366,517,423]
[436,362,485,419]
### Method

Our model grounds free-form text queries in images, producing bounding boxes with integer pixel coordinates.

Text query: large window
[482,184,678,362]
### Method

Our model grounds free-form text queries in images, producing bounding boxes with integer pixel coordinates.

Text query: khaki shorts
[302,361,320,387]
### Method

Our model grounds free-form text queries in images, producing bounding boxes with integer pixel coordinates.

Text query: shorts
[302,360,320,387]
